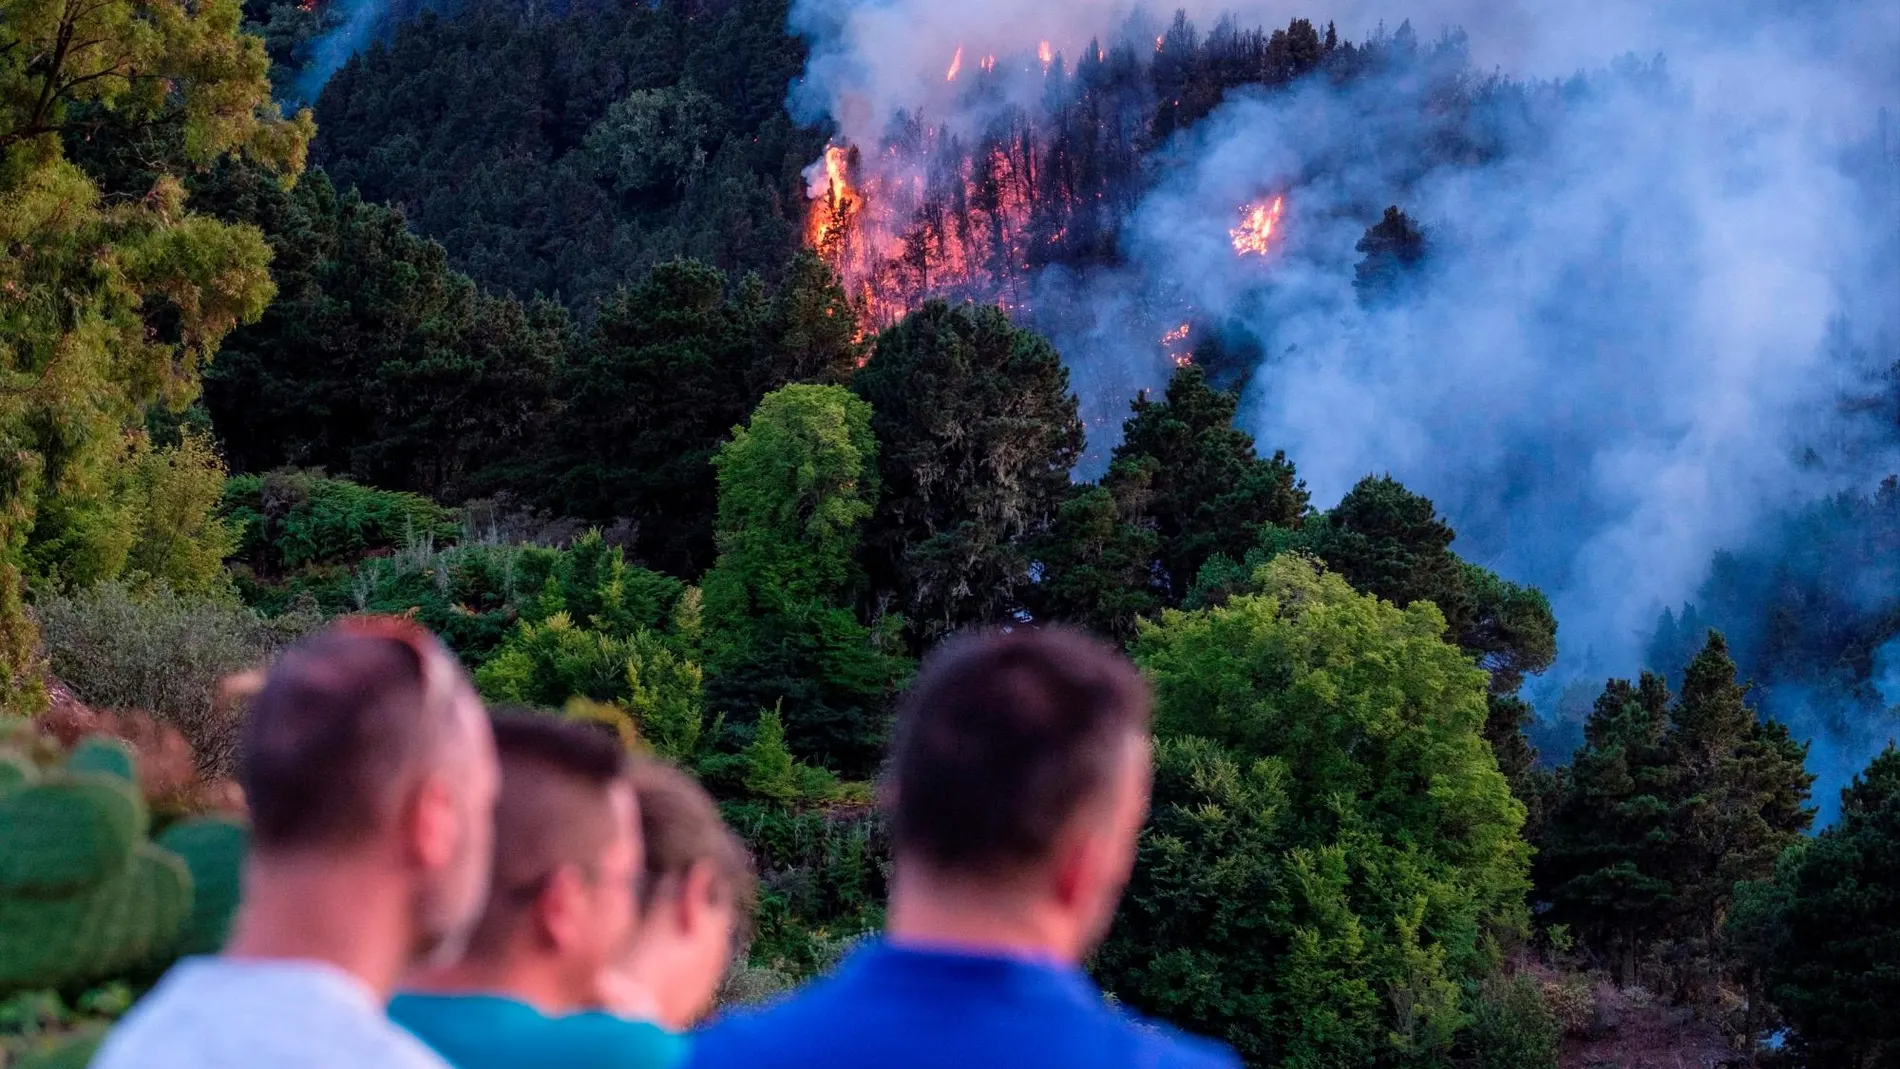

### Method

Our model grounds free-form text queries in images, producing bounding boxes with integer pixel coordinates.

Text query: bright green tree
[1729,745,1900,1068]
[700,384,906,775]
[1,0,311,705]
[1101,555,1530,1066]
[851,301,1083,644]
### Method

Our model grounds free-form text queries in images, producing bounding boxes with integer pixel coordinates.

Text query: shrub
[223,469,457,574]
[36,582,320,776]
[1465,975,1561,1069]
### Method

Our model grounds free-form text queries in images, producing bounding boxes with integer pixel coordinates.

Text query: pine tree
[1536,673,1677,982]
[1026,459,1162,641]
[1353,206,1429,306]
[1109,365,1308,601]
[1730,745,1900,1067]
[1537,635,1814,987]
[1659,635,1813,968]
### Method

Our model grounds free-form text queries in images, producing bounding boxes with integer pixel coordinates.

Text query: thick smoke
[788,0,1900,802]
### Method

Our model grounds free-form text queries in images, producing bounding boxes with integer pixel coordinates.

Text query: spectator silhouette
[95,618,498,1069]
[688,628,1240,1069]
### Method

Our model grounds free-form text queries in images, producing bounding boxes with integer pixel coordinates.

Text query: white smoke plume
[787,0,1900,797]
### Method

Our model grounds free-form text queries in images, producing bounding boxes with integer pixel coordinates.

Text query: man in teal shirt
[390,715,686,1069]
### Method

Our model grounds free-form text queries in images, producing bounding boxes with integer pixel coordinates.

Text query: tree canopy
[1101,555,1530,1066]
[1,0,310,705]
[851,301,1083,646]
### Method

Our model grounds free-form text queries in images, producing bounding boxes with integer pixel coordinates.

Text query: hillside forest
[2,0,1897,1067]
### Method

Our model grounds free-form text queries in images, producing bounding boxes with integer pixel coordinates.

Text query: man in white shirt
[94,617,500,1069]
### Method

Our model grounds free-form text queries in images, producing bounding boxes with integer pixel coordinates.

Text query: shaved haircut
[462,715,633,959]
[242,620,475,853]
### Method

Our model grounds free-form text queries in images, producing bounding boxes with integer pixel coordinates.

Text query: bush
[223,469,458,574]
[1465,975,1561,1069]
[35,583,320,776]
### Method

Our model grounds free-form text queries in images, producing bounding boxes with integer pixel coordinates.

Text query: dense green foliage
[1100,556,1529,1066]
[1536,634,1814,993]
[197,165,568,497]
[1109,367,1308,602]
[852,302,1084,645]
[1,0,310,707]
[538,257,859,574]
[1729,745,1900,1067]
[701,385,906,775]
[311,0,820,312]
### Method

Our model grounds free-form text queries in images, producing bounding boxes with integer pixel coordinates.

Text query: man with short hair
[95,618,499,1069]
[689,628,1239,1069]
[390,714,682,1069]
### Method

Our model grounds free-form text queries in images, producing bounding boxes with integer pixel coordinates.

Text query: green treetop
[1100,555,1530,1065]
[1729,744,1900,1067]
[2,0,311,706]
[700,384,906,776]
[852,302,1083,646]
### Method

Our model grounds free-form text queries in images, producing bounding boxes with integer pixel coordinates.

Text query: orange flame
[980,54,995,73]
[1230,196,1285,256]
[1162,322,1193,367]
[1038,41,1053,68]
[1155,34,1165,52]
[946,46,963,81]
[806,145,854,248]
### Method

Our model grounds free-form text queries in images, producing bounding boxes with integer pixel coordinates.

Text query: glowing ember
[980,54,995,73]
[946,46,964,81]
[1162,322,1194,366]
[1229,196,1285,256]
[1038,41,1053,68]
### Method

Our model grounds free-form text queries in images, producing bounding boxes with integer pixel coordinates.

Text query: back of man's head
[887,627,1153,953]
[240,617,495,960]
[458,714,639,1009]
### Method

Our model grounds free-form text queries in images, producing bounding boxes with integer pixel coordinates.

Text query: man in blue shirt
[690,628,1240,1069]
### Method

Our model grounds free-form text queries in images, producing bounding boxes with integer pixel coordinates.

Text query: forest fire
[946,46,963,81]
[1230,196,1285,256]
[1162,322,1193,367]
[1039,41,1053,68]
[806,145,854,248]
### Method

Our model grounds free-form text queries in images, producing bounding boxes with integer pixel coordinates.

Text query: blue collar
[835,939,1102,1010]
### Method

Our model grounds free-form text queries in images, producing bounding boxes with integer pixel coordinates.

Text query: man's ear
[535,865,590,950]
[408,773,460,871]
[1048,823,1097,911]
[678,862,717,930]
